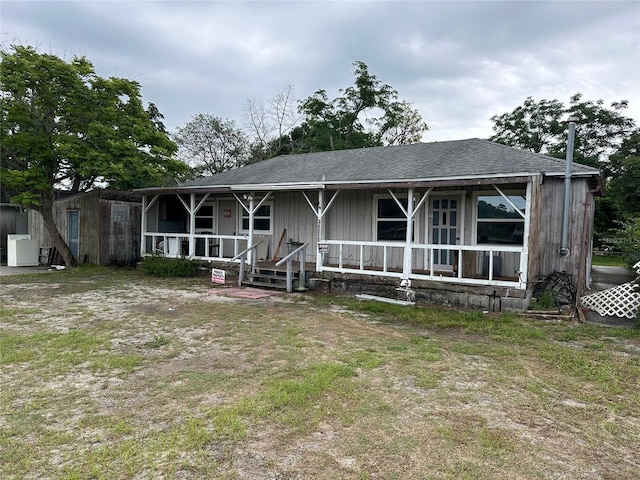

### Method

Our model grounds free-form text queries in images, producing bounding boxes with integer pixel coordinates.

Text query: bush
[141,255,199,278]
[602,218,640,269]
[530,290,558,310]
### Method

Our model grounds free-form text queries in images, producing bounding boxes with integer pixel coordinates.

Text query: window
[195,204,214,231]
[376,197,412,241]
[158,195,187,232]
[241,203,272,233]
[159,195,185,222]
[476,193,525,245]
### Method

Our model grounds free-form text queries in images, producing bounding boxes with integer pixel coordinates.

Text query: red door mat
[208,287,283,299]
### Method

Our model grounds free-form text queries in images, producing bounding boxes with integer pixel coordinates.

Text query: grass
[591,254,628,267]
[1,267,639,479]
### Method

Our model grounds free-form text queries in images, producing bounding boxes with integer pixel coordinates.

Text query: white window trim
[239,201,274,235]
[373,193,420,242]
[194,200,216,233]
[473,190,526,246]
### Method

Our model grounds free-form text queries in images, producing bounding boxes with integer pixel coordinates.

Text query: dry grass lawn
[1,266,639,479]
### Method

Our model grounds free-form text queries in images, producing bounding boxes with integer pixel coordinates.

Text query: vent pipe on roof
[560,117,578,256]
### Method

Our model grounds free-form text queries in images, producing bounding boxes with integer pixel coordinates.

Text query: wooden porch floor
[254,260,517,282]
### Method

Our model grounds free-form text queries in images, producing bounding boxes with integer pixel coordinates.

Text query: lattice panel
[581,282,640,319]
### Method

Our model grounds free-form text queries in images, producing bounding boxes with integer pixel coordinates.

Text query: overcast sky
[2,0,639,142]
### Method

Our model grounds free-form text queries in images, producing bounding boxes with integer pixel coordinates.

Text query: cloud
[2,0,638,141]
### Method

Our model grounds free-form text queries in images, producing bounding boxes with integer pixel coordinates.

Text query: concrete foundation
[313,272,529,312]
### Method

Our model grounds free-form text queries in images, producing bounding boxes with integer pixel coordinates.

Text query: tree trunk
[38,196,77,267]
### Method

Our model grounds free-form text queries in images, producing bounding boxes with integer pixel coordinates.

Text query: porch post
[519,180,532,288]
[316,189,325,272]
[402,187,415,286]
[248,194,255,267]
[141,195,147,257]
[189,193,196,258]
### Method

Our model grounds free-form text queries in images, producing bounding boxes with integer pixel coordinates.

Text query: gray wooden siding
[28,193,141,265]
[526,176,543,283]
[141,178,595,291]
[537,177,593,290]
[272,192,318,261]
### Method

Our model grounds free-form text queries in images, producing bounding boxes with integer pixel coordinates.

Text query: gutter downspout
[560,117,578,256]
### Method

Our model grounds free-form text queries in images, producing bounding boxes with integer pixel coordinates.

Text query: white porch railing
[142,232,248,262]
[142,233,526,289]
[319,240,526,288]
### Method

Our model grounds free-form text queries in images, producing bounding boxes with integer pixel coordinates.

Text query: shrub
[141,255,198,278]
[530,290,558,310]
[602,217,640,269]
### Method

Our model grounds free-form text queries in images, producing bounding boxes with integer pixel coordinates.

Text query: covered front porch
[140,179,531,292]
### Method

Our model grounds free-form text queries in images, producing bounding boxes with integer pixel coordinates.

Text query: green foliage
[254,61,428,156]
[489,96,566,154]
[173,113,249,176]
[602,217,640,268]
[530,291,558,310]
[0,45,188,265]
[607,131,640,220]
[141,255,199,278]
[489,93,636,166]
[1,45,186,201]
[489,94,638,242]
[295,61,428,152]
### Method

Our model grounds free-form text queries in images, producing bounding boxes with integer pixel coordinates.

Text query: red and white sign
[211,268,226,284]
[223,209,231,218]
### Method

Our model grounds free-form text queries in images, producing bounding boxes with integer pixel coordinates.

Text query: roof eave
[136,169,600,196]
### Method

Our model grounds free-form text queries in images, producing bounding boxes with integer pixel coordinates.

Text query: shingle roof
[154,138,601,191]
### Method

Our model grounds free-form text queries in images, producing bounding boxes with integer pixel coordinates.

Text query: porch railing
[232,241,263,287]
[142,232,248,261]
[275,242,309,293]
[319,240,525,288]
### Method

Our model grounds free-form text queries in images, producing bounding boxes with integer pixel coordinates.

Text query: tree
[563,94,636,169]
[293,61,428,153]
[489,94,638,244]
[0,45,186,266]
[607,130,640,220]
[173,114,250,175]
[489,93,636,168]
[244,83,301,162]
[488,97,565,154]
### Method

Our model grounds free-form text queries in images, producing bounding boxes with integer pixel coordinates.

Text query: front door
[430,198,459,271]
[67,210,79,259]
[218,200,237,257]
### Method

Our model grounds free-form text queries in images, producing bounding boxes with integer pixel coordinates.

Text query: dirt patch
[2,272,639,479]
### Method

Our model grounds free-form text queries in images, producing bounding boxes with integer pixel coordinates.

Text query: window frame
[194,201,216,233]
[373,194,417,242]
[239,201,274,235]
[474,190,526,246]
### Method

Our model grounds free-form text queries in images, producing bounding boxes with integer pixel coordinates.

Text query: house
[28,190,142,265]
[137,138,602,310]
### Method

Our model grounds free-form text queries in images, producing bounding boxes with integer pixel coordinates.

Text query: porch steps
[243,267,300,291]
